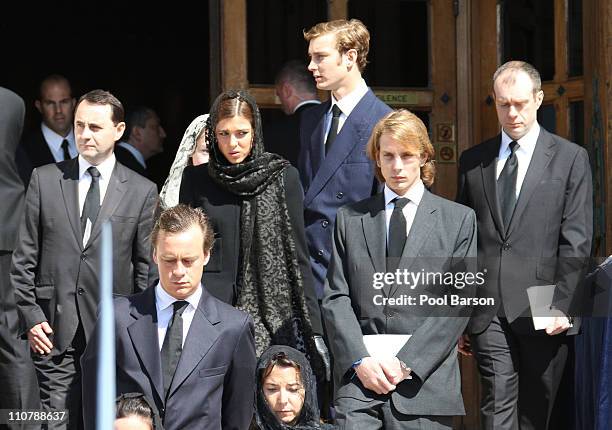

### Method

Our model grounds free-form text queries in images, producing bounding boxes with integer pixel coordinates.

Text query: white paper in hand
[363,334,412,359]
[526,284,566,330]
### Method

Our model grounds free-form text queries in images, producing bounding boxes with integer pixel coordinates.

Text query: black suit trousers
[471,316,569,430]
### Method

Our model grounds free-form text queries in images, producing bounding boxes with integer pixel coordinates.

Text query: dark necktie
[61,139,71,161]
[81,167,101,237]
[387,197,410,270]
[161,300,188,398]
[325,104,342,155]
[497,141,519,231]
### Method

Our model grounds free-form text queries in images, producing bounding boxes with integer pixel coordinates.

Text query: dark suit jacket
[11,158,159,354]
[17,126,56,186]
[321,190,477,415]
[0,87,26,252]
[114,144,147,177]
[298,89,391,297]
[81,286,256,430]
[264,102,319,166]
[457,127,593,335]
[179,165,324,335]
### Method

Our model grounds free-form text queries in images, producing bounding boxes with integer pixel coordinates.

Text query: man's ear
[345,49,358,68]
[280,82,293,99]
[203,251,211,266]
[35,100,42,114]
[152,248,158,265]
[114,121,126,141]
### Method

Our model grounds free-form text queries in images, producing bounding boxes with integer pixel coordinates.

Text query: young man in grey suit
[322,110,477,429]
[0,87,40,420]
[457,61,593,430]
[81,205,256,430]
[12,90,158,429]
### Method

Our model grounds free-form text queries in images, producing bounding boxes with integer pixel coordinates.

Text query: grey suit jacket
[0,87,26,252]
[457,127,593,335]
[322,190,477,416]
[81,286,257,430]
[11,158,158,354]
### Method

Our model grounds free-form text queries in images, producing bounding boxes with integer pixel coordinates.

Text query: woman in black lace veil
[179,90,326,378]
[253,345,336,430]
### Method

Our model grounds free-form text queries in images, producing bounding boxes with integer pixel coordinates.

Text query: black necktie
[161,300,188,398]
[387,197,410,270]
[61,139,71,161]
[498,141,519,230]
[325,104,342,155]
[81,167,101,237]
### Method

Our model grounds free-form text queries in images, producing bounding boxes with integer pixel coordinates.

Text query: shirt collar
[330,79,368,118]
[500,121,540,157]
[383,180,425,207]
[41,122,74,151]
[117,141,146,168]
[155,282,202,312]
[78,153,116,181]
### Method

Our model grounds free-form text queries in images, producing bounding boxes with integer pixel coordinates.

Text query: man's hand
[545,316,572,335]
[379,357,411,385]
[28,322,53,354]
[458,333,472,356]
[354,357,397,395]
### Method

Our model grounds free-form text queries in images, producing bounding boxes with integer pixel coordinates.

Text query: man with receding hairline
[457,60,592,430]
[12,89,158,429]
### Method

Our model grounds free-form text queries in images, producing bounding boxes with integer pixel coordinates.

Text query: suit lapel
[304,91,375,206]
[59,159,83,248]
[167,291,221,399]
[361,193,386,275]
[127,288,164,404]
[85,163,127,248]
[506,128,555,237]
[306,100,329,182]
[480,137,506,239]
[389,190,437,298]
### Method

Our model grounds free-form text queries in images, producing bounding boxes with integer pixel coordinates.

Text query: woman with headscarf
[253,345,336,430]
[178,90,327,376]
[159,114,209,209]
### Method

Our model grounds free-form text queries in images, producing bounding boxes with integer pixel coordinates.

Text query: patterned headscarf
[159,114,209,209]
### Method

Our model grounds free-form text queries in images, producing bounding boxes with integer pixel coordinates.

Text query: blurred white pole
[96,223,115,430]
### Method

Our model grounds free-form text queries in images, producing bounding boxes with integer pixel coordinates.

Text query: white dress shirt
[496,122,541,199]
[78,154,116,245]
[117,141,146,168]
[41,123,77,162]
[155,283,202,349]
[383,180,425,244]
[324,79,369,142]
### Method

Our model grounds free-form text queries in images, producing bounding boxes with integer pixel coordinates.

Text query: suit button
[502,243,511,251]
[80,254,86,261]
[317,249,324,257]
[336,192,344,199]
[77,288,85,295]
[321,220,329,228]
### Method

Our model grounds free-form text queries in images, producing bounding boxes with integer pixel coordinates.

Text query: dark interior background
[1,2,210,189]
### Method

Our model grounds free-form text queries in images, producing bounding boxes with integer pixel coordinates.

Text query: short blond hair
[304,19,370,72]
[366,110,436,187]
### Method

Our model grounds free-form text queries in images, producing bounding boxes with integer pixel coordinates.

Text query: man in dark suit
[115,106,166,178]
[322,110,477,429]
[300,19,392,300]
[12,89,158,429]
[264,60,320,166]
[18,74,77,185]
[82,204,257,430]
[0,87,40,421]
[457,61,593,430]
